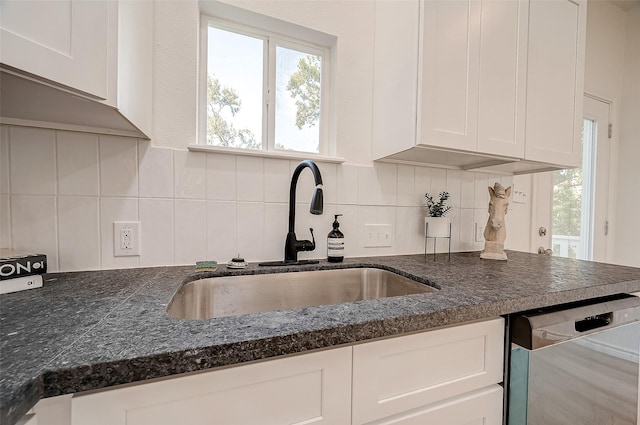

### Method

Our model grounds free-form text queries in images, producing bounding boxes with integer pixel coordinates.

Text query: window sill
[187,144,345,164]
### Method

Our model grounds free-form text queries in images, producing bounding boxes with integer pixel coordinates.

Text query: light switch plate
[363,224,393,247]
[475,223,484,242]
[512,184,527,203]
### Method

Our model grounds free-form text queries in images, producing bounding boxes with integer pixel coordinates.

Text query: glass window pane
[552,118,594,260]
[275,46,321,153]
[207,27,263,149]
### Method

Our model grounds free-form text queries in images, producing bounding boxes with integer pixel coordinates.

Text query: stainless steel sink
[167,268,437,320]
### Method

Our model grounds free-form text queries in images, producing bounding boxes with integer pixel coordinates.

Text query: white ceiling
[607,0,640,12]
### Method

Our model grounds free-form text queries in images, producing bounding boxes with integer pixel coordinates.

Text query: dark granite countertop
[2,251,640,424]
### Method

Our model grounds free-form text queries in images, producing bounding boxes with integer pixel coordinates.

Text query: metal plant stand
[424,222,452,261]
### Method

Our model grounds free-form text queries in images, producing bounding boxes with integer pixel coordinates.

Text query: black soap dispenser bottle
[327,214,344,263]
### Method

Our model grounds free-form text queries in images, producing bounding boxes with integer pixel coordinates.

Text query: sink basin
[167,268,437,320]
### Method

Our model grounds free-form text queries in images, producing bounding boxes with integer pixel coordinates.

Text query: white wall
[613,6,640,267]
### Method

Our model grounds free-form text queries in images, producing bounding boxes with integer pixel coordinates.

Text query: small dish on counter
[227,257,248,269]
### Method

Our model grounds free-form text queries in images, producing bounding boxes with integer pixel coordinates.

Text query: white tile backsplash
[357,166,378,206]
[414,167,431,207]
[263,202,287,262]
[58,196,100,271]
[139,198,174,266]
[430,168,447,196]
[396,165,415,207]
[11,195,59,271]
[395,206,423,254]
[0,194,11,249]
[1,126,10,194]
[237,202,264,261]
[237,156,264,202]
[99,135,138,197]
[475,172,490,209]
[446,170,462,209]
[264,158,290,203]
[9,127,56,195]
[206,153,236,201]
[207,200,238,262]
[174,199,207,265]
[139,141,174,198]
[336,164,358,205]
[460,171,476,209]
[376,163,397,206]
[1,125,513,270]
[57,131,99,196]
[174,150,206,199]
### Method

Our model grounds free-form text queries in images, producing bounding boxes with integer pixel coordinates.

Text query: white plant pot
[425,216,451,238]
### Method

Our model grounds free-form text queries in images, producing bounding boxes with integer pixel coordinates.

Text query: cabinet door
[29,394,72,425]
[524,0,587,167]
[419,0,481,152]
[364,385,503,425]
[0,0,111,99]
[352,318,504,424]
[477,0,528,158]
[71,347,352,425]
[371,0,420,160]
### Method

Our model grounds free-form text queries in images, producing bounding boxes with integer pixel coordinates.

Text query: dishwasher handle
[512,295,640,350]
[575,312,612,332]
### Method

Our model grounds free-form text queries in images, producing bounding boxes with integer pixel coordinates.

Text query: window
[551,96,611,261]
[199,10,333,157]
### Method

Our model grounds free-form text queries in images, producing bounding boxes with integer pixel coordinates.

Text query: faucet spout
[285,160,323,262]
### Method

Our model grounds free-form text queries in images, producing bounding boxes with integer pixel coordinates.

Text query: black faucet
[259,160,324,267]
[284,160,324,263]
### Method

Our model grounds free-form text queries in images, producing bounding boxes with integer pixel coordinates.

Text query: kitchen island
[2,251,640,424]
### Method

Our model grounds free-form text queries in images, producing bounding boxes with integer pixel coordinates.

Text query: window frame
[198,14,333,158]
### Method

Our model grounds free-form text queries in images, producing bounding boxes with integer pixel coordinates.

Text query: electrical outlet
[114,221,140,256]
[475,223,484,242]
[363,224,393,248]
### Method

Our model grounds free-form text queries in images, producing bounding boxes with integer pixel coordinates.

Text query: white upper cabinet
[524,0,586,168]
[373,0,586,174]
[419,0,482,154]
[0,0,111,100]
[0,0,152,139]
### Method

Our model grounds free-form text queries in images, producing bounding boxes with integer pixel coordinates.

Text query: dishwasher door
[509,296,640,425]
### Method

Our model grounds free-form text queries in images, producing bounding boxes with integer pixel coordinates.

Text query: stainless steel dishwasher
[508,295,640,425]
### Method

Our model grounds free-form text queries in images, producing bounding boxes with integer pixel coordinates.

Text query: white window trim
[196,3,338,161]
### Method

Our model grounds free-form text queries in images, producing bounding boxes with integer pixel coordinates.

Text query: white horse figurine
[481,182,512,261]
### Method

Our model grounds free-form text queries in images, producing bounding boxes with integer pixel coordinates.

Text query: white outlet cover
[114,221,141,256]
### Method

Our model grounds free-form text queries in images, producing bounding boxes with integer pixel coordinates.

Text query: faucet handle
[298,228,316,252]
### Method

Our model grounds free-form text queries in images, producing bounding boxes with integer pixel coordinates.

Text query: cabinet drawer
[352,317,504,424]
[367,385,503,425]
[71,347,352,425]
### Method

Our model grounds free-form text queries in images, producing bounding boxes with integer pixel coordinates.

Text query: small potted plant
[424,191,452,237]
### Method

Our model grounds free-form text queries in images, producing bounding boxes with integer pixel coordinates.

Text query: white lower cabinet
[359,385,503,425]
[71,347,352,425]
[352,318,504,424]
[25,318,505,425]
